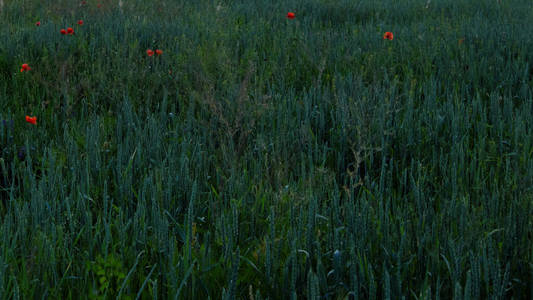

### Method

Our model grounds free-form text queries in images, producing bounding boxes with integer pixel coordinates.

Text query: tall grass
[0,0,532,298]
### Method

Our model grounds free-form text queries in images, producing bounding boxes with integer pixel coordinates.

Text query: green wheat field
[0,0,532,299]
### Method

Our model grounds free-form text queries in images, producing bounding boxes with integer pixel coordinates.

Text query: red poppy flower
[35,21,41,26]
[287,12,295,19]
[60,29,67,35]
[81,0,86,5]
[67,27,74,35]
[383,32,394,40]
[146,49,154,57]
[25,116,37,125]
[78,20,84,26]
[20,63,31,72]
[155,49,163,56]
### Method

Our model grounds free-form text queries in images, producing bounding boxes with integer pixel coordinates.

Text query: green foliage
[87,254,128,299]
[0,0,532,299]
